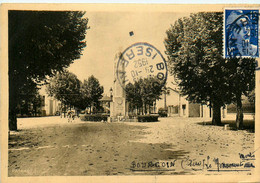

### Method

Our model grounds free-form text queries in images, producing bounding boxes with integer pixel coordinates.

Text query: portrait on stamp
[225,9,259,58]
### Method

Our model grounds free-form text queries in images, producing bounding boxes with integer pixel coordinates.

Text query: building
[16,85,61,117]
[38,86,61,116]
[156,88,212,118]
[156,87,254,120]
[99,95,112,114]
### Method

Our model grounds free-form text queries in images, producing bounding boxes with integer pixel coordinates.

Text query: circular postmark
[116,42,167,89]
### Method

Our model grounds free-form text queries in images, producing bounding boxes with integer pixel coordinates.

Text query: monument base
[110,96,126,117]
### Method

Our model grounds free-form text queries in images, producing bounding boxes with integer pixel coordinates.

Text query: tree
[9,11,89,130]
[31,92,43,116]
[165,13,223,124]
[140,77,163,114]
[18,90,43,117]
[81,75,104,113]
[16,80,40,116]
[248,89,255,104]
[226,58,255,129]
[47,71,82,110]
[165,13,228,125]
[125,82,143,114]
[165,12,255,126]
[126,77,163,115]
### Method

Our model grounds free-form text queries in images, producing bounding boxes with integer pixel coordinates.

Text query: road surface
[8,116,255,176]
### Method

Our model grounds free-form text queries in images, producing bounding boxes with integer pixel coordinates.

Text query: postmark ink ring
[116,42,168,89]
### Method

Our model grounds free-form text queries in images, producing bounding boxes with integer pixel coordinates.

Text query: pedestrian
[67,110,73,123]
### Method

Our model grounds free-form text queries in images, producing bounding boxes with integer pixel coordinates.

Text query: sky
[68,11,190,95]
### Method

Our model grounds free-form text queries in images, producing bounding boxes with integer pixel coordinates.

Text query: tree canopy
[164,12,256,127]
[81,75,104,113]
[47,73,104,112]
[126,77,163,115]
[9,11,89,130]
[47,71,82,109]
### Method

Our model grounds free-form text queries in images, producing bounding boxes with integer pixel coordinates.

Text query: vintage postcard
[1,3,260,183]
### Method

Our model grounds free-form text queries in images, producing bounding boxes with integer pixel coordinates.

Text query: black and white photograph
[1,3,260,183]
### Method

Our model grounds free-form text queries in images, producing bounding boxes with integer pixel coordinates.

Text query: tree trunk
[9,77,18,131]
[145,104,148,115]
[154,101,156,113]
[147,104,150,114]
[142,102,145,115]
[236,94,243,129]
[9,109,17,131]
[34,106,37,116]
[212,102,221,125]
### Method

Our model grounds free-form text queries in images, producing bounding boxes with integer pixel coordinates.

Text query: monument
[109,53,127,121]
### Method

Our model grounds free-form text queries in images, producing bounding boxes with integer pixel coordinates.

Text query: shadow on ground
[8,122,189,176]
[197,120,255,133]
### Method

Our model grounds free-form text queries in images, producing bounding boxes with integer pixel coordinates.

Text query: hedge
[80,114,159,122]
[137,114,159,122]
[81,114,109,122]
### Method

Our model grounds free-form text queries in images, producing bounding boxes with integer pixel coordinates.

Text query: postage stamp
[116,42,167,89]
[224,9,259,58]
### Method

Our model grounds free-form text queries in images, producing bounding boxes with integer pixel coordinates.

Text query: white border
[0,0,259,4]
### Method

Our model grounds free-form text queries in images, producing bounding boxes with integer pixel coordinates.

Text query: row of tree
[125,77,164,115]
[47,71,104,113]
[16,89,43,117]
[164,12,256,128]
[9,11,89,130]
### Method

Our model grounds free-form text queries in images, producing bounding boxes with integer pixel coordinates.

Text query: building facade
[156,88,254,120]
[38,86,61,116]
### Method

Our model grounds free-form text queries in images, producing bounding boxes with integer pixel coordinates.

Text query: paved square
[8,116,255,176]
